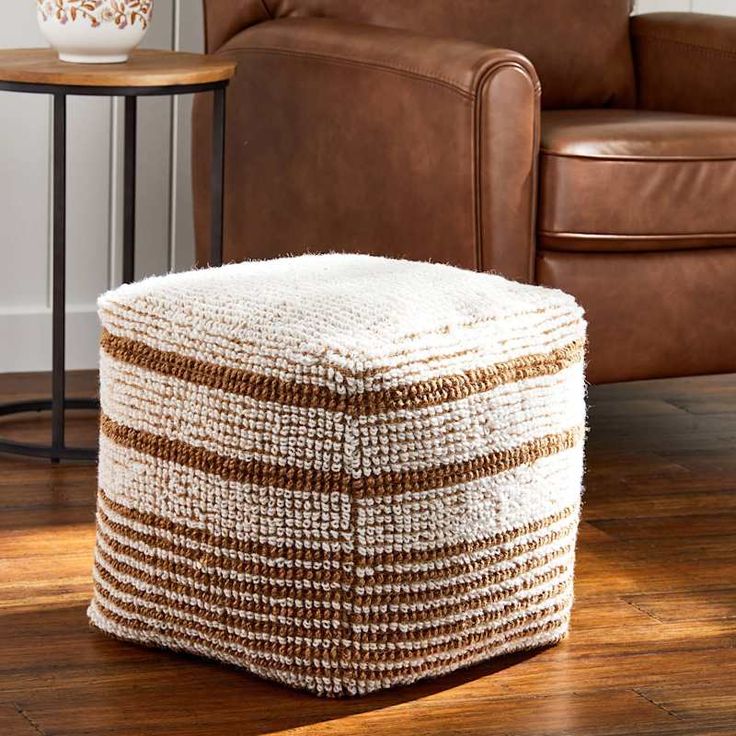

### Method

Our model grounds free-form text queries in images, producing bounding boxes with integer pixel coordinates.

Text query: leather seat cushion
[539,109,736,251]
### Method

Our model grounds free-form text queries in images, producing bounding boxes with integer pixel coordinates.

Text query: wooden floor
[0,371,734,735]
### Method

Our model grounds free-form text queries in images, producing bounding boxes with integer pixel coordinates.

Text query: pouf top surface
[98,254,584,383]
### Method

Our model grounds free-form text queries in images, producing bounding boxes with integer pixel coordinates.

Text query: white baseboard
[0,306,100,373]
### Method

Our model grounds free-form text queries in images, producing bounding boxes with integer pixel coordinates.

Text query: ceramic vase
[36,0,154,64]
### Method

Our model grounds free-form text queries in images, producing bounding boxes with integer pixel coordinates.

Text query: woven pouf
[89,254,587,697]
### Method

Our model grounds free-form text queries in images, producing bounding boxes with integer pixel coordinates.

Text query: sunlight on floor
[0,522,95,613]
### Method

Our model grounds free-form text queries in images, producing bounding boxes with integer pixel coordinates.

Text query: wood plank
[574,542,736,597]
[0,703,41,736]
[590,514,736,540]
[636,678,736,728]
[491,647,736,697]
[626,589,736,623]
[568,597,657,630]
[584,492,736,522]
[0,523,95,558]
[0,507,96,531]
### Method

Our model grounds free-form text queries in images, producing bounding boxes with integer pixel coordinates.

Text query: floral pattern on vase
[37,0,153,29]
[36,0,154,63]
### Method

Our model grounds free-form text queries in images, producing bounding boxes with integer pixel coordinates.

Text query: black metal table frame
[0,79,228,462]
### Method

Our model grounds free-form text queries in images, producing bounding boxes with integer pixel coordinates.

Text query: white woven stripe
[96,495,347,572]
[93,504,575,603]
[93,543,335,614]
[93,548,572,643]
[98,352,349,473]
[98,435,353,549]
[94,518,351,595]
[100,347,583,474]
[96,510,573,600]
[356,365,585,474]
[99,435,580,553]
[96,507,575,604]
[355,451,583,551]
[92,557,346,631]
[93,569,349,649]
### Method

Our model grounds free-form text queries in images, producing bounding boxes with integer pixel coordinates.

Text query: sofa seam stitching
[259,0,274,20]
[538,244,736,257]
[634,33,736,62]
[540,230,736,240]
[219,46,481,98]
[541,150,736,163]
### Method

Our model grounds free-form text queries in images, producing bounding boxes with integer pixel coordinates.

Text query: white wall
[0,0,733,372]
[642,0,736,10]
[0,0,203,373]
[635,0,734,12]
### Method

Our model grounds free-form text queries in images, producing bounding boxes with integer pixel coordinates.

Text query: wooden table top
[0,48,236,89]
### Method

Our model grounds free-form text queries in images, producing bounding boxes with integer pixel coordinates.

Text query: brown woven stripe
[95,512,573,613]
[98,489,576,568]
[92,585,570,671]
[92,595,566,691]
[100,329,585,415]
[352,544,573,610]
[95,520,347,600]
[98,501,574,600]
[94,544,337,624]
[93,562,570,648]
[100,415,583,497]
[358,429,582,496]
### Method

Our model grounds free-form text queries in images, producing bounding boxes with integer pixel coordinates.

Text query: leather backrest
[204,0,636,108]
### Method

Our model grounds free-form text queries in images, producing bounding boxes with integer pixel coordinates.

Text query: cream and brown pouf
[89,253,587,697]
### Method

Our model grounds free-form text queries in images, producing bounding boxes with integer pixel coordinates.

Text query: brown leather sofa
[193,1,736,384]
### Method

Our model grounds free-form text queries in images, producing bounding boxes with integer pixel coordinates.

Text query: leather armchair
[193,2,736,384]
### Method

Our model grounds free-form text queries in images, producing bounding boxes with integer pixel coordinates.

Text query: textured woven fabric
[89,254,587,697]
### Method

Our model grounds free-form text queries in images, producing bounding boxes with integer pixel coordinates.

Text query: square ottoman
[90,254,587,697]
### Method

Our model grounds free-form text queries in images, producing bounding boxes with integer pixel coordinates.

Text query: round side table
[0,49,236,462]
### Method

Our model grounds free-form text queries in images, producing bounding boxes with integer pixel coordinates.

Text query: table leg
[123,96,137,284]
[210,86,226,267]
[0,92,97,463]
[51,93,67,462]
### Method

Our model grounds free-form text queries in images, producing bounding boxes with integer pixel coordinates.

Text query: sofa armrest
[194,18,540,280]
[632,12,736,116]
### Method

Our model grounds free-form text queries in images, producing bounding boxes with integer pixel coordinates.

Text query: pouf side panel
[91,346,358,696]
[345,309,586,693]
